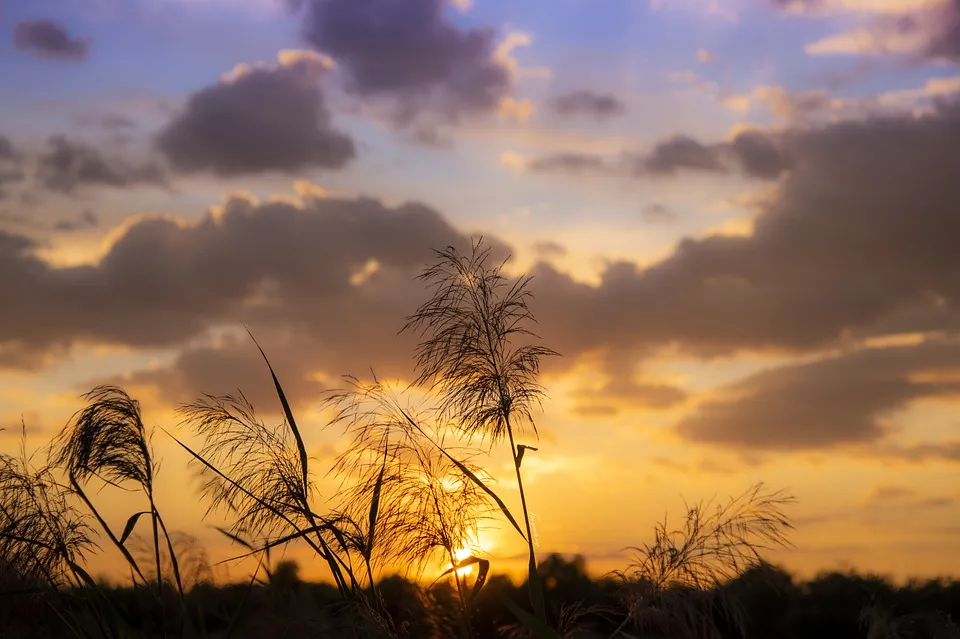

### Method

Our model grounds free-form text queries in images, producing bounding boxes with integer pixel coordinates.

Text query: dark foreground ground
[2,555,959,638]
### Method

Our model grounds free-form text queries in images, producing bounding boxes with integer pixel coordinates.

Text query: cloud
[13,19,90,61]
[75,113,139,131]
[12,97,960,420]
[526,153,613,174]
[782,0,960,63]
[722,85,840,121]
[676,341,960,449]
[0,190,484,402]
[37,135,167,193]
[640,135,727,174]
[0,137,25,200]
[531,240,567,259]
[878,440,960,462]
[865,485,917,504]
[550,90,626,120]
[527,130,791,180]
[574,379,687,415]
[924,0,960,61]
[641,203,678,223]
[157,51,355,176]
[0,138,21,162]
[695,48,715,64]
[54,210,99,232]
[771,0,944,16]
[294,0,512,125]
[729,130,793,179]
[526,97,960,360]
[804,23,929,57]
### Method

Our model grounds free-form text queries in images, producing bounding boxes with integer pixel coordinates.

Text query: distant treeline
[2,554,958,638]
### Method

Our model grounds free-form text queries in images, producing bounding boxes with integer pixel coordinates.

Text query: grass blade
[246,329,309,495]
[366,439,388,561]
[470,558,490,605]
[118,511,149,546]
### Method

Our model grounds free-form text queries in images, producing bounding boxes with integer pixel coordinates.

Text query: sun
[452,547,474,577]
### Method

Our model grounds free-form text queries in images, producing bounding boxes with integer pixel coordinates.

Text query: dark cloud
[529,99,960,359]
[54,210,98,232]
[157,53,355,176]
[640,135,726,175]
[13,19,89,61]
[675,341,960,449]
[0,137,26,200]
[294,0,511,124]
[526,153,612,174]
[0,137,21,162]
[550,90,626,120]
[641,203,678,223]
[729,130,792,180]
[0,191,487,403]
[10,98,960,426]
[528,130,788,180]
[925,0,960,62]
[37,135,166,193]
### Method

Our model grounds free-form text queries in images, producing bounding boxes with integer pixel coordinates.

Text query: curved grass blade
[119,511,150,546]
[470,558,490,605]
[245,329,309,495]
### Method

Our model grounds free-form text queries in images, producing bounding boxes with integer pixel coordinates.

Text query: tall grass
[609,485,794,639]
[402,239,558,624]
[0,239,801,638]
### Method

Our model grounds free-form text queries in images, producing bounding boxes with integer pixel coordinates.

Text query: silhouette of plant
[52,385,185,618]
[327,376,498,637]
[609,484,794,638]
[402,238,558,623]
[176,389,362,598]
[0,448,94,590]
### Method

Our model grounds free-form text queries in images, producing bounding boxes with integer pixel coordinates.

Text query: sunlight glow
[452,547,474,577]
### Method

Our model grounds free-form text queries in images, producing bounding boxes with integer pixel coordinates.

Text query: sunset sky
[3,0,960,585]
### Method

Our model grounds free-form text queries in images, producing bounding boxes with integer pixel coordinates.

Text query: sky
[3,0,960,585]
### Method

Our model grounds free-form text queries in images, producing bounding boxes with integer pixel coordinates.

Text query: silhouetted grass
[0,240,813,638]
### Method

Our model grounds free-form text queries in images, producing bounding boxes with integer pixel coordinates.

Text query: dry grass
[611,484,795,639]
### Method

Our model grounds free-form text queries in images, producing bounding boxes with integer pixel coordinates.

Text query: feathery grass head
[178,392,312,540]
[327,377,493,578]
[617,484,794,591]
[54,385,155,494]
[613,484,794,638]
[0,452,96,588]
[402,238,558,445]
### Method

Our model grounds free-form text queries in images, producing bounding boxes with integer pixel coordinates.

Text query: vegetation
[1,238,889,639]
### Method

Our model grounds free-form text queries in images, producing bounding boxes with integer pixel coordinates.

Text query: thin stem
[507,415,545,622]
[150,498,166,636]
[448,547,472,639]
